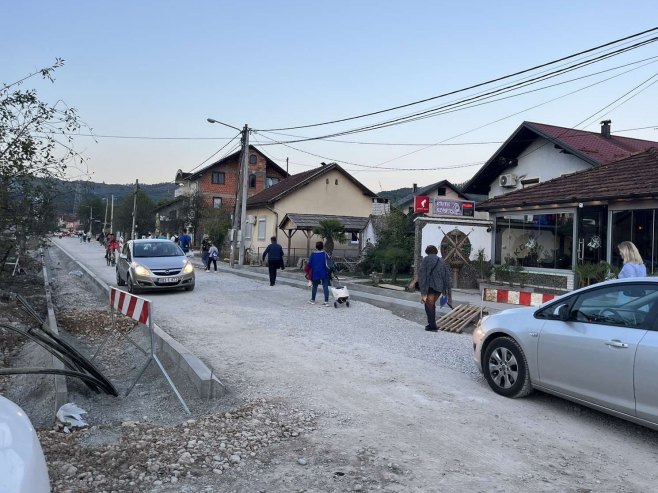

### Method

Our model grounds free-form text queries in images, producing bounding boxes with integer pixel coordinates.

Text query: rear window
[133,242,183,258]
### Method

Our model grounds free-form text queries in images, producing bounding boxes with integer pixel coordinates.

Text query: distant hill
[52,180,178,215]
[378,187,413,205]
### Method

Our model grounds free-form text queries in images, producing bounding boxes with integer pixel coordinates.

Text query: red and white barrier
[483,287,555,306]
[110,287,150,325]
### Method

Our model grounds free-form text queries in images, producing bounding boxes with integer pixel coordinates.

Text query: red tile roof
[526,122,658,164]
[477,148,658,210]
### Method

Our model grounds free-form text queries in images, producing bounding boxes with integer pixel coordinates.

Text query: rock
[171,476,178,483]
[64,465,78,476]
[147,464,160,473]
[230,454,241,464]
[154,480,162,486]
[213,468,222,475]
[297,458,308,466]
[179,452,194,464]
[353,484,363,491]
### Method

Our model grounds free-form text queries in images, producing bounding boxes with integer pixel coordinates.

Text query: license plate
[157,277,180,284]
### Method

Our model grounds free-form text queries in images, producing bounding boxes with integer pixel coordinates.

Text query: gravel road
[50,238,658,492]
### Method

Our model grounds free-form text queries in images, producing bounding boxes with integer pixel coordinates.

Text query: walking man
[262,236,285,286]
[179,229,191,255]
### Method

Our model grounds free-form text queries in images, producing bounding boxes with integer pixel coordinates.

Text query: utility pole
[131,179,139,240]
[286,157,289,175]
[89,206,93,235]
[103,198,109,234]
[110,195,114,234]
[238,124,250,266]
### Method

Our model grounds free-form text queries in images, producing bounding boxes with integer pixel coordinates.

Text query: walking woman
[618,241,647,278]
[307,241,331,306]
[418,245,452,332]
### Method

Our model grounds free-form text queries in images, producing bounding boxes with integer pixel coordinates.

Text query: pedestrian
[207,241,219,272]
[618,241,647,278]
[201,234,210,271]
[80,231,85,243]
[262,236,285,286]
[179,229,191,255]
[418,245,452,332]
[307,241,331,306]
[86,231,92,243]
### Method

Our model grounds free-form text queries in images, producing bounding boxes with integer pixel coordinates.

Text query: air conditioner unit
[499,174,518,188]
[246,215,256,224]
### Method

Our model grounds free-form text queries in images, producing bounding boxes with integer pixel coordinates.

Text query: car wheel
[483,336,532,398]
[334,301,338,308]
[127,276,140,294]
[116,268,125,286]
[346,301,350,307]
[185,283,195,292]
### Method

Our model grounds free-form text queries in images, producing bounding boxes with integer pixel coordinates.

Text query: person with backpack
[307,241,332,306]
[262,236,285,286]
[179,229,191,254]
[207,241,219,272]
[418,245,452,332]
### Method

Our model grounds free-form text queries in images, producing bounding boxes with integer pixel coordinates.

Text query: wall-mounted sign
[414,195,430,213]
[433,199,475,216]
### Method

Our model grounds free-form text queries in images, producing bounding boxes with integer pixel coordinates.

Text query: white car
[0,395,50,493]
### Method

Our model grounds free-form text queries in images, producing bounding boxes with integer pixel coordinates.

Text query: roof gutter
[266,205,279,240]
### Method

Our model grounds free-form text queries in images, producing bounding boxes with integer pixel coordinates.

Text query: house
[477,147,658,291]
[464,120,658,199]
[154,145,289,242]
[244,162,380,264]
[397,180,471,214]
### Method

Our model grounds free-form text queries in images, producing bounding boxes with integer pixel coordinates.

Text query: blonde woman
[618,241,647,278]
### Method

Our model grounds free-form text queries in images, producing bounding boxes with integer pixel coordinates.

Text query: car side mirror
[558,304,570,321]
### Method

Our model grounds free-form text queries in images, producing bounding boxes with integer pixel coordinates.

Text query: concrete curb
[40,250,68,413]
[50,241,224,399]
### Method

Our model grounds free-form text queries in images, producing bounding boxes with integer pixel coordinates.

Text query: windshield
[133,242,184,258]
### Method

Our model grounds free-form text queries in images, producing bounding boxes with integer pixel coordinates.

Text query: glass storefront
[495,212,574,269]
[611,209,657,273]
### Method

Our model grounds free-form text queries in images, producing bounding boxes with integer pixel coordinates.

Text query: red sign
[414,195,430,213]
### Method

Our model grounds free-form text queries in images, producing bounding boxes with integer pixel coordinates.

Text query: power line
[256,27,658,132]
[186,131,242,174]
[66,133,237,141]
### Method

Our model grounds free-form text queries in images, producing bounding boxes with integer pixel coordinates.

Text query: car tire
[483,336,532,398]
[116,268,125,286]
[185,283,195,292]
[127,276,140,294]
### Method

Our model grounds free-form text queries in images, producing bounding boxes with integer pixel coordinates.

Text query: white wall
[420,221,492,261]
[488,138,591,198]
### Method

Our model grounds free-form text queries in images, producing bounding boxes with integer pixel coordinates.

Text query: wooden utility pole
[131,179,139,240]
[110,195,114,234]
[103,198,109,234]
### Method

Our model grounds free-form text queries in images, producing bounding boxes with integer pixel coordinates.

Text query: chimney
[600,120,611,138]
[412,183,418,193]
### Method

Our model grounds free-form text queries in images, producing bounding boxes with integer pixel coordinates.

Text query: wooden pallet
[437,304,483,333]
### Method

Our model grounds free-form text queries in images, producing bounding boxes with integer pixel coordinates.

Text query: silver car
[116,239,195,293]
[473,277,658,430]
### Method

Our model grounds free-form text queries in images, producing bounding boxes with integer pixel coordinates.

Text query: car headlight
[133,263,151,276]
[183,261,194,274]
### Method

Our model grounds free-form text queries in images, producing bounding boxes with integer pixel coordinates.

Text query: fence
[253,246,362,268]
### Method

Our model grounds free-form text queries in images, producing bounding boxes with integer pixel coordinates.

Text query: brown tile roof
[464,121,658,195]
[247,162,376,207]
[477,148,658,210]
[180,145,288,181]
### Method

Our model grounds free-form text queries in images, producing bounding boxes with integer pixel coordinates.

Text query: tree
[114,191,155,238]
[364,208,414,282]
[312,219,347,256]
[1,59,85,267]
[199,205,232,252]
[76,195,105,234]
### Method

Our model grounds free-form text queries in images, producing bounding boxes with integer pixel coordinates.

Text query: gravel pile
[39,399,317,493]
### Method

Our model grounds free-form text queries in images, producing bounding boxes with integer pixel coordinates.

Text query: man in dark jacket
[262,236,285,286]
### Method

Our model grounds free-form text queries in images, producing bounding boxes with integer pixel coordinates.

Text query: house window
[212,197,222,209]
[212,171,225,184]
[351,232,359,244]
[265,176,280,188]
[249,174,257,188]
[244,222,252,239]
[257,218,267,240]
[249,154,257,164]
[335,179,339,185]
[437,187,446,196]
[494,212,574,269]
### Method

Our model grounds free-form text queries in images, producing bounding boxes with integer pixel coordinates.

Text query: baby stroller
[330,275,350,308]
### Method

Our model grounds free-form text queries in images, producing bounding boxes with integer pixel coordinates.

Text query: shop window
[495,212,574,269]
[612,208,656,274]
[212,197,222,209]
[212,171,225,185]
[249,154,257,164]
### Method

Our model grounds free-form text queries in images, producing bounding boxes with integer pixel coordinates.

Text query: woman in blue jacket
[307,241,331,306]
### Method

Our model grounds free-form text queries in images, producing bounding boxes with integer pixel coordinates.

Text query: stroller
[329,275,350,308]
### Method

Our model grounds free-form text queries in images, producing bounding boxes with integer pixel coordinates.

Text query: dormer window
[249,154,257,165]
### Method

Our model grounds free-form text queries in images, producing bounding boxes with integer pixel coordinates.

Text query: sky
[3,1,658,193]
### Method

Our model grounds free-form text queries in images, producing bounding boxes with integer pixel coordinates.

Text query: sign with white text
[414,195,430,213]
[433,199,475,216]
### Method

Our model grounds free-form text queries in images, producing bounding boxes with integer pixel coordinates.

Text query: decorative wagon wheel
[441,229,472,269]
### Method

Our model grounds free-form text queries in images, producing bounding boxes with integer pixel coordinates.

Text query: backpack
[325,253,337,273]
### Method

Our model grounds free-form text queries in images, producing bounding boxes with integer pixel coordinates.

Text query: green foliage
[76,195,105,233]
[312,219,347,256]
[361,208,414,283]
[199,206,232,248]
[575,261,619,287]
[113,191,156,238]
[1,60,86,261]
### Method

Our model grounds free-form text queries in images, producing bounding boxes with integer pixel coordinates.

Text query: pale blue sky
[3,1,658,191]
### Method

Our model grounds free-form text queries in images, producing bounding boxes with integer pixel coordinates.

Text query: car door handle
[605,339,629,348]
